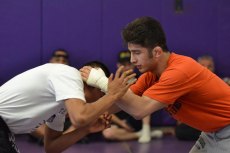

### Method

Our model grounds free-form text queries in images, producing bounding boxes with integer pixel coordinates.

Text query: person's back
[0,63,83,134]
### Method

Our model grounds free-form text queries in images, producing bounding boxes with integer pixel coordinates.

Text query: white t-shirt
[0,63,86,134]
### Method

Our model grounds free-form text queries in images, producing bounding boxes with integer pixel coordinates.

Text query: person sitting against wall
[102,50,163,142]
[49,49,69,65]
[175,55,215,141]
[223,77,230,86]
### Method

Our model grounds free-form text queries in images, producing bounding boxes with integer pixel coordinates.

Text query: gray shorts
[189,125,230,153]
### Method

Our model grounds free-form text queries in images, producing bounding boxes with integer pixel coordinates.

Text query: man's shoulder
[165,53,204,81]
[41,63,78,73]
[43,63,76,69]
[169,53,198,72]
[170,53,195,63]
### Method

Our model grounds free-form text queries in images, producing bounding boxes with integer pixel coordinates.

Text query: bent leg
[102,125,139,141]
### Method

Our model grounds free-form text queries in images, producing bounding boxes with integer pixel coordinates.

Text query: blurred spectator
[102,50,163,143]
[49,49,69,65]
[197,55,215,72]
[223,77,230,86]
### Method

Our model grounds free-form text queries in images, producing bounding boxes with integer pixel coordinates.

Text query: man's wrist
[86,68,108,92]
[97,76,108,93]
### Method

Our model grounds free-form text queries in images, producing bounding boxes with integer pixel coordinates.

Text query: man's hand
[80,67,108,92]
[88,113,112,133]
[106,66,136,100]
[80,66,136,99]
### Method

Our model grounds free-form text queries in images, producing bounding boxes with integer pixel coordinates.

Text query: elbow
[133,115,142,120]
[70,115,89,128]
[131,107,153,120]
[133,115,144,120]
[132,112,147,120]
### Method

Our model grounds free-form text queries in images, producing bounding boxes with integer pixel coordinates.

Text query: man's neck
[154,52,171,78]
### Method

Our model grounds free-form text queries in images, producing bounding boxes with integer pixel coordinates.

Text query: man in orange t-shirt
[81,17,230,153]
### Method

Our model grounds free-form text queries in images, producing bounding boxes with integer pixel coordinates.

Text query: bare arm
[106,104,121,114]
[65,96,116,128]
[116,89,167,120]
[44,125,89,153]
[44,114,111,153]
[80,66,165,120]
[66,66,134,128]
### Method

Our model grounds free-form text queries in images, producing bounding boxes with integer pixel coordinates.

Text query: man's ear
[153,46,163,58]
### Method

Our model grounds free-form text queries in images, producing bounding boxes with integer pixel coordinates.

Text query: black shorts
[0,117,20,153]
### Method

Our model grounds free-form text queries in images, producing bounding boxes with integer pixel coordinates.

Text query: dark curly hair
[122,16,168,52]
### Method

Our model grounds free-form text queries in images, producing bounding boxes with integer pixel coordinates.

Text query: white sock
[151,130,163,138]
[135,131,142,137]
[138,124,151,143]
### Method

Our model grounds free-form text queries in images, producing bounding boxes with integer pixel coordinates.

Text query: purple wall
[0,0,230,85]
[0,0,41,84]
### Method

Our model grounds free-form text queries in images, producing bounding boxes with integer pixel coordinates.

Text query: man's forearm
[116,89,166,120]
[66,94,118,129]
[107,104,121,114]
[45,128,89,153]
[78,94,118,126]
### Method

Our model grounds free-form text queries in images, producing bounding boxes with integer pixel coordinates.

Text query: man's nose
[130,55,136,64]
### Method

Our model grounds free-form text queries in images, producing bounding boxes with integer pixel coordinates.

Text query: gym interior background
[0,0,230,85]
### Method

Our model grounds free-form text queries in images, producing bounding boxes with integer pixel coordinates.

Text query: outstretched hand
[80,65,136,99]
[107,66,136,100]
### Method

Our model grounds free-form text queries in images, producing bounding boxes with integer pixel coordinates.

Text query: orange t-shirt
[130,53,230,132]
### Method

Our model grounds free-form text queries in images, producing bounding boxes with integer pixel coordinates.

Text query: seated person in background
[103,50,163,142]
[223,77,230,86]
[198,55,230,86]
[175,55,215,141]
[49,49,69,65]
[197,55,215,72]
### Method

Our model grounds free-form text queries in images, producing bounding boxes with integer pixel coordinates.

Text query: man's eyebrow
[130,49,141,52]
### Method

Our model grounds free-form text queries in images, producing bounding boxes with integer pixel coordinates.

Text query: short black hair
[83,61,110,77]
[122,16,168,51]
[52,49,69,58]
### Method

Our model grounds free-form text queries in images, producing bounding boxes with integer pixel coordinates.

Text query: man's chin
[138,69,146,73]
